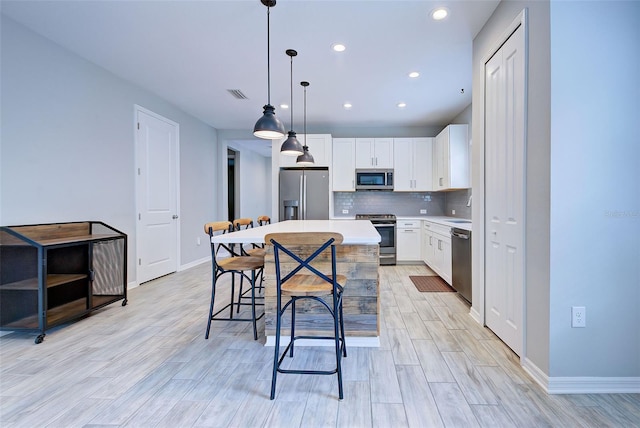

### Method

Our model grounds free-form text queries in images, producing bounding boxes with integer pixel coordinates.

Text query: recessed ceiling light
[332,43,346,52]
[343,103,352,109]
[280,104,289,109]
[397,102,407,108]
[409,71,420,78]
[431,7,449,20]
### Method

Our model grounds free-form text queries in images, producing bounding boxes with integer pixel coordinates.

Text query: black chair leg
[270,302,282,399]
[334,298,344,400]
[205,273,217,339]
[250,270,258,340]
[289,299,296,358]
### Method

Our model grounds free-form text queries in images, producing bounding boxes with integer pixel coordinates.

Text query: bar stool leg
[270,294,283,399]
[334,294,344,399]
[289,299,296,357]
[205,272,218,339]
[250,270,258,340]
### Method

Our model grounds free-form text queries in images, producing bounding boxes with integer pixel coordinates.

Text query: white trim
[265,335,380,348]
[523,358,640,394]
[478,9,528,358]
[127,280,139,290]
[133,105,181,284]
[179,256,209,272]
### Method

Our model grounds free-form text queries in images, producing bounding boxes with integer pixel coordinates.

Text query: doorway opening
[227,148,239,221]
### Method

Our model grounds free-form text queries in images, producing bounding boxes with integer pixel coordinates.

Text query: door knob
[172,215,179,219]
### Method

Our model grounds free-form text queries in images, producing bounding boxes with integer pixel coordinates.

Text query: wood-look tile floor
[1,263,639,427]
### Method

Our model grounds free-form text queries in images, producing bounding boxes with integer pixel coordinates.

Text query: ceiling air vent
[227,89,248,100]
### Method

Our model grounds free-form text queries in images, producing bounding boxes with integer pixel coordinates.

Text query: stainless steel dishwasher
[450,228,472,304]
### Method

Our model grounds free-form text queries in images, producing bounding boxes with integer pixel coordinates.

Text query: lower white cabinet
[397,219,421,262]
[422,220,452,284]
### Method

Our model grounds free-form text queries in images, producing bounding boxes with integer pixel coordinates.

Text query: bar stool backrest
[265,232,344,292]
[233,218,254,231]
[204,221,234,264]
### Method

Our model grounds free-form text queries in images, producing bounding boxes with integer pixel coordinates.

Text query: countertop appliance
[355,169,393,191]
[355,213,396,265]
[279,168,329,221]
[451,227,472,303]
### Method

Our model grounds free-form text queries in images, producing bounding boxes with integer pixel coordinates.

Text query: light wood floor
[1,263,638,427]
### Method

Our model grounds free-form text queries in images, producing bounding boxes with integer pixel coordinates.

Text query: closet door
[484,24,526,356]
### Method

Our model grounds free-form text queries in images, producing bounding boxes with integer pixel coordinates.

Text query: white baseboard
[469,306,482,324]
[179,256,209,271]
[127,280,139,290]
[522,358,640,394]
[265,336,380,347]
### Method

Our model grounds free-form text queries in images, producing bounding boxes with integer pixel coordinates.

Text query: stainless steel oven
[356,214,396,265]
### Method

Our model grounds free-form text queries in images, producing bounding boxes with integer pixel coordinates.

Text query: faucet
[466,195,472,207]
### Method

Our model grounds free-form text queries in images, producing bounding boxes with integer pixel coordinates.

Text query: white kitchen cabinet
[432,124,469,190]
[355,138,394,168]
[278,134,332,167]
[332,138,356,191]
[422,220,452,284]
[393,138,433,191]
[397,219,422,262]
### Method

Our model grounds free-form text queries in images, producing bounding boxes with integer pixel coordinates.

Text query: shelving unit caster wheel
[35,334,45,344]
[122,299,128,306]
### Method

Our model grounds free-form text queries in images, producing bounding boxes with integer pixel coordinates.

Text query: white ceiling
[1,0,499,154]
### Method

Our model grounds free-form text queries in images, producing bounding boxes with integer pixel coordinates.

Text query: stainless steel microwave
[355,169,394,190]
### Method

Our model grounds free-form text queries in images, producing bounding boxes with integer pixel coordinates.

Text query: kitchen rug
[410,276,456,293]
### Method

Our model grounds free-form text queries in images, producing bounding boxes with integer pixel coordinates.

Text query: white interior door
[135,107,179,284]
[484,24,525,356]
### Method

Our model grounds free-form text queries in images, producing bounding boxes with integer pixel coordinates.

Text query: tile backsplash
[333,189,471,218]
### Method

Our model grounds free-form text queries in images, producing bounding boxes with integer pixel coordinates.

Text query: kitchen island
[211,220,381,346]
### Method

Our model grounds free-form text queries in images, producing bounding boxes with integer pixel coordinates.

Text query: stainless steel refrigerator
[279,168,329,220]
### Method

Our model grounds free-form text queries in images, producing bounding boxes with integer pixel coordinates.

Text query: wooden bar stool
[265,232,347,400]
[257,215,271,226]
[232,218,266,311]
[204,221,264,340]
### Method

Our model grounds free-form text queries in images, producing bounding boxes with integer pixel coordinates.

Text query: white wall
[472,0,552,374]
[548,0,640,377]
[473,0,640,382]
[0,16,218,283]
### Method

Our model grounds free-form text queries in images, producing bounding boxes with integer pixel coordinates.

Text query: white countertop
[211,220,381,245]
[397,216,472,231]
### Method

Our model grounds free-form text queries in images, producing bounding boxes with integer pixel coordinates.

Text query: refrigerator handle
[299,175,303,220]
[303,174,307,220]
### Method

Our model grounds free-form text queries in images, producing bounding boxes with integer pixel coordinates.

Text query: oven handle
[373,224,395,228]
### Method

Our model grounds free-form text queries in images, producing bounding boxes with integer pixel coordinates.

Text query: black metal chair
[265,232,347,400]
[204,221,264,340]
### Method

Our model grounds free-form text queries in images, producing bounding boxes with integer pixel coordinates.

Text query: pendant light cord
[266,5,271,105]
[289,54,294,132]
[303,85,307,147]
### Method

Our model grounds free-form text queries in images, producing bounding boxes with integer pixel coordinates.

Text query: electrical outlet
[342,209,349,214]
[572,306,586,328]
[420,209,427,214]
[197,236,201,246]
[452,209,456,215]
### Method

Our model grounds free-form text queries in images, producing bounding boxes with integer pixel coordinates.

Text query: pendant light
[280,49,304,156]
[253,0,285,140]
[296,81,315,165]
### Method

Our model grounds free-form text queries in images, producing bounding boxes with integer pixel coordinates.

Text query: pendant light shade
[253,0,285,140]
[280,49,303,156]
[296,81,315,165]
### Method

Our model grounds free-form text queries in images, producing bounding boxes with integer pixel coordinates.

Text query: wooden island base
[263,243,380,346]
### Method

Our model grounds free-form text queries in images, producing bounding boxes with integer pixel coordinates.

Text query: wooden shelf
[2,298,88,329]
[0,274,88,291]
[34,234,122,246]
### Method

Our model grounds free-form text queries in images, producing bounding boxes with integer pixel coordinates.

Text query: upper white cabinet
[432,124,469,190]
[278,134,332,167]
[355,138,394,168]
[332,138,356,191]
[393,137,433,191]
